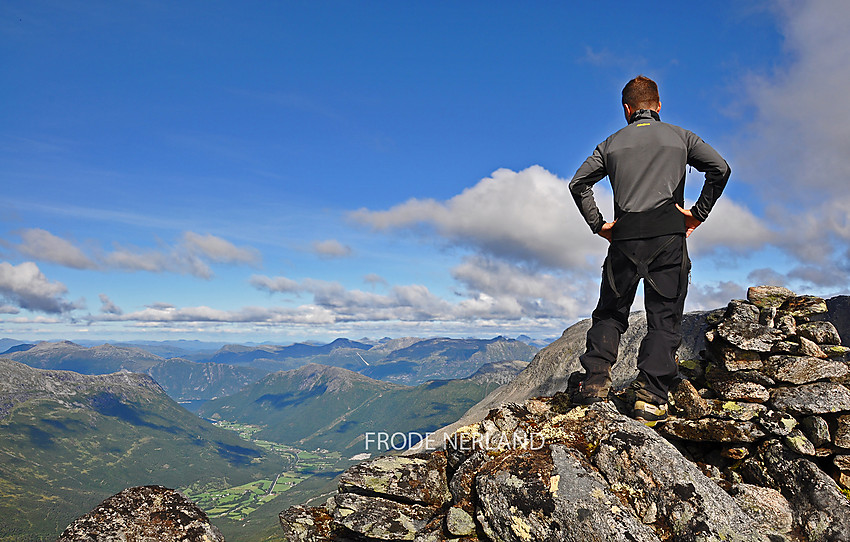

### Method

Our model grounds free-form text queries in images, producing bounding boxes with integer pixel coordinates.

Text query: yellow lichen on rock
[549,474,560,496]
[510,514,533,541]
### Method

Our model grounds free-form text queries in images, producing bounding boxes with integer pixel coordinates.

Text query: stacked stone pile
[665,286,850,497]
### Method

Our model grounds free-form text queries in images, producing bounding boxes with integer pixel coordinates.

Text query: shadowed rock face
[57,485,224,542]
[281,287,850,541]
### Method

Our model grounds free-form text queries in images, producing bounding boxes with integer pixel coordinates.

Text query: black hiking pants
[579,233,689,405]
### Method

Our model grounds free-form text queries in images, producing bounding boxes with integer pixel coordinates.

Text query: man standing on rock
[568,75,730,425]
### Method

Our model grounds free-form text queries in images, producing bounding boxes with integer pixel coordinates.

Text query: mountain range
[0,359,283,542]
[198,359,529,454]
[0,336,538,403]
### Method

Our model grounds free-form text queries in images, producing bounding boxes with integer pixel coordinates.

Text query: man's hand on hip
[676,204,702,238]
[597,221,616,243]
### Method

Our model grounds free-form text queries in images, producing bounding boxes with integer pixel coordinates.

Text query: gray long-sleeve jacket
[569,109,730,241]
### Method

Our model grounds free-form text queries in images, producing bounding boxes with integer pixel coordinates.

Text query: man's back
[570,109,729,241]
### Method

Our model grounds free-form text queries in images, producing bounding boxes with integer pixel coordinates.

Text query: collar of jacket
[629,109,661,124]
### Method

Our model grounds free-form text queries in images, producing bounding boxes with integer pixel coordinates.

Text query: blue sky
[2,1,849,343]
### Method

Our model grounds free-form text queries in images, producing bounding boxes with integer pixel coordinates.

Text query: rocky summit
[280,287,850,541]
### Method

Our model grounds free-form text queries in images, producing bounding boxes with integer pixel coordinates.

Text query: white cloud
[0,261,79,313]
[12,228,260,280]
[746,267,788,287]
[686,197,774,256]
[352,165,610,271]
[250,274,301,294]
[451,255,597,320]
[733,0,850,288]
[104,245,191,274]
[685,280,747,312]
[738,0,850,203]
[182,232,260,264]
[312,239,353,258]
[0,304,20,314]
[17,228,97,269]
[98,293,123,315]
[364,273,388,287]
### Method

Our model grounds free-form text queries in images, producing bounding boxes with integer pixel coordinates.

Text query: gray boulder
[475,444,662,542]
[749,440,850,541]
[770,382,850,415]
[338,453,451,507]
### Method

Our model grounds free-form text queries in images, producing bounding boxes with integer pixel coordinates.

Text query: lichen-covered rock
[338,453,451,507]
[758,409,798,436]
[709,342,764,372]
[821,344,850,358]
[705,364,776,387]
[835,415,850,449]
[670,379,711,419]
[589,409,765,541]
[800,416,831,447]
[448,449,488,513]
[445,506,475,537]
[783,429,816,456]
[770,382,850,414]
[716,300,786,352]
[332,492,438,540]
[723,445,751,460]
[279,505,336,542]
[712,380,771,403]
[751,440,850,542]
[661,418,766,443]
[797,321,842,346]
[776,313,796,336]
[748,286,796,310]
[677,358,706,387]
[57,485,224,542]
[779,295,828,320]
[730,483,794,536]
[704,399,768,421]
[474,446,662,542]
[763,355,847,385]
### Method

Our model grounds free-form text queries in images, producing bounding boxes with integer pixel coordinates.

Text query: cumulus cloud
[686,197,774,256]
[312,239,353,258]
[451,255,597,320]
[739,0,850,203]
[17,228,97,269]
[734,0,850,288]
[0,261,79,313]
[685,280,747,312]
[352,165,610,271]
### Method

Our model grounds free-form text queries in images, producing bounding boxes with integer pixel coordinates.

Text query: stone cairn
[280,286,850,541]
[666,286,850,493]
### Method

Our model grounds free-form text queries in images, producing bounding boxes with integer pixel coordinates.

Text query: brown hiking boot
[633,400,668,427]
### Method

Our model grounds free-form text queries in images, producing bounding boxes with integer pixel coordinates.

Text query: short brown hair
[622,75,659,110]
